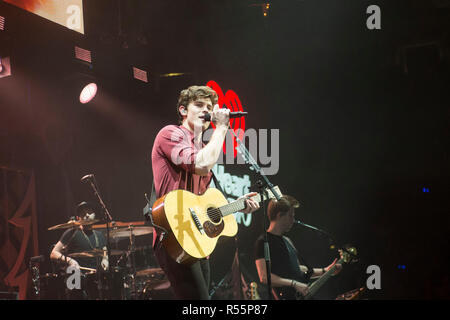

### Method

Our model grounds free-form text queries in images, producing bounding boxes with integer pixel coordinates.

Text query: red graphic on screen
[207,81,246,158]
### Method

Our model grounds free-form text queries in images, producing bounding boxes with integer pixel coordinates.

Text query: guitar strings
[206,199,246,221]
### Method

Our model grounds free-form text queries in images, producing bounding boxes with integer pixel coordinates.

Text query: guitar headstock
[252,186,282,203]
[341,246,358,264]
[249,282,261,300]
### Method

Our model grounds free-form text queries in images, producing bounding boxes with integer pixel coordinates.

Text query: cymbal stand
[127,226,138,299]
[83,174,113,299]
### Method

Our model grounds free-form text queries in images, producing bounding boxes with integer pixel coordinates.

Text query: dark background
[1,0,449,299]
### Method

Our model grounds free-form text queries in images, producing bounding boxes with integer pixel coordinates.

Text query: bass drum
[39,273,65,300]
[139,268,174,300]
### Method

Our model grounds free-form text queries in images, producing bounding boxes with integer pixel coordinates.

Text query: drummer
[50,201,108,298]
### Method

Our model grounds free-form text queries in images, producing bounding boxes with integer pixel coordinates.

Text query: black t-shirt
[60,228,106,268]
[254,232,309,299]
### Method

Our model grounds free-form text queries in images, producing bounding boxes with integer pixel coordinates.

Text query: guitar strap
[282,237,313,283]
[143,180,157,219]
[210,171,226,196]
[143,180,169,249]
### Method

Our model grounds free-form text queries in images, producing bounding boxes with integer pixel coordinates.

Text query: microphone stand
[231,129,282,300]
[84,175,113,299]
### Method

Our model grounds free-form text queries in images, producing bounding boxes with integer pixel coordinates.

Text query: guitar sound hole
[207,207,222,224]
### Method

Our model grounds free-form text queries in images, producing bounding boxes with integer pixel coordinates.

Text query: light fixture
[79,83,97,104]
[133,67,148,83]
[75,46,92,63]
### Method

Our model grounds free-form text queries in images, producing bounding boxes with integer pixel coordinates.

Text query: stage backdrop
[0,166,39,299]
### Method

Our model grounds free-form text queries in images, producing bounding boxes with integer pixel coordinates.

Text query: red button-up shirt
[151,124,212,199]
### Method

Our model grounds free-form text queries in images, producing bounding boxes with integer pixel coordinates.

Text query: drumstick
[79,267,97,272]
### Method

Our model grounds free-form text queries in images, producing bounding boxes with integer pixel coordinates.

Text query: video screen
[4,0,84,34]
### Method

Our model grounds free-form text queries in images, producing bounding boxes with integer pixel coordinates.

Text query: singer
[254,195,342,300]
[150,85,259,299]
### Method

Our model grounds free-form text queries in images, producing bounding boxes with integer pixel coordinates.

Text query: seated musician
[254,195,342,300]
[50,201,108,299]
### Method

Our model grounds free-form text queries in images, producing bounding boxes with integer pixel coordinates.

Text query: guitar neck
[304,258,344,300]
[219,195,260,217]
[217,186,280,217]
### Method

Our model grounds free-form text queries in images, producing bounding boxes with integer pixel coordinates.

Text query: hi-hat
[110,226,153,238]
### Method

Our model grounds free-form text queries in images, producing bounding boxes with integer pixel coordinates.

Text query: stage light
[0,57,12,79]
[75,46,92,64]
[0,16,5,31]
[79,83,97,104]
[133,67,148,83]
[159,72,189,78]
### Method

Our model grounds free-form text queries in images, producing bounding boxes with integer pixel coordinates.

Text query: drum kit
[34,218,172,300]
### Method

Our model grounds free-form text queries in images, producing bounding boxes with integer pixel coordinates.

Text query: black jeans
[154,242,210,300]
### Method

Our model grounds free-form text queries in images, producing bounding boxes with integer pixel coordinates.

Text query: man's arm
[255,258,309,296]
[194,105,229,176]
[50,241,79,268]
[299,250,344,278]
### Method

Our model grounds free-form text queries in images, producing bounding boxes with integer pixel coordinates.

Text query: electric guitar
[273,246,357,300]
[249,282,261,300]
[297,246,358,300]
[152,186,281,265]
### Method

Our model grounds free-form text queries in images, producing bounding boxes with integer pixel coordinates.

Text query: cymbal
[110,226,153,238]
[135,267,165,278]
[48,219,100,231]
[68,249,125,258]
[92,220,147,229]
[68,249,104,258]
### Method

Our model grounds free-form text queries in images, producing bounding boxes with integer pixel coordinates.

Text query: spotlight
[0,56,12,79]
[75,46,92,64]
[133,67,148,83]
[79,83,97,104]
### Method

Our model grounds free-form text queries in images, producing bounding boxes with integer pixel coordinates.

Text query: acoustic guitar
[152,187,281,265]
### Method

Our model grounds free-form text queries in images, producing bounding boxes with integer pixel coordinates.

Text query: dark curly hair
[176,85,218,124]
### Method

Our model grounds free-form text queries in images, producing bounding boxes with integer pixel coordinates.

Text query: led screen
[4,0,84,34]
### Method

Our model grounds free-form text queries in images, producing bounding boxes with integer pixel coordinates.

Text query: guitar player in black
[254,195,342,300]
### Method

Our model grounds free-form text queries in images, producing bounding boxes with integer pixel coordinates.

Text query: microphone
[294,220,333,238]
[294,220,323,233]
[200,111,248,122]
[81,174,94,182]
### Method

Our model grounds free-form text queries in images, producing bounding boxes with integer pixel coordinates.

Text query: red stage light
[75,46,92,63]
[133,67,148,83]
[79,83,97,104]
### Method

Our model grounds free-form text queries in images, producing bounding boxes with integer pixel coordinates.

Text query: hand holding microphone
[200,104,248,126]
